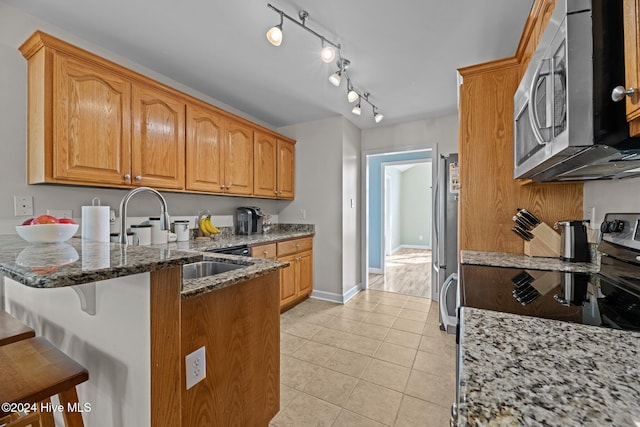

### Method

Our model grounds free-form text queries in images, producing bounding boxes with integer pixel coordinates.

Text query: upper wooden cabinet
[185,104,225,192]
[224,120,254,196]
[20,31,295,197]
[132,84,185,189]
[623,0,640,136]
[253,132,295,199]
[34,50,132,186]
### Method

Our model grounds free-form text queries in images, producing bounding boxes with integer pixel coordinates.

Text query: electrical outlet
[47,209,73,218]
[185,346,206,390]
[13,196,33,217]
[419,235,423,241]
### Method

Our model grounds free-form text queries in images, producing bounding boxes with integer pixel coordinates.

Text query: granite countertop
[460,250,600,273]
[458,307,640,426]
[0,226,314,297]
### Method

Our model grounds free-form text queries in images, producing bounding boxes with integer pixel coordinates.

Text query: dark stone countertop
[0,226,314,299]
[460,250,599,273]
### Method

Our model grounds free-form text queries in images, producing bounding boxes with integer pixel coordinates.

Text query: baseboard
[396,244,431,251]
[311,283,362,304]
[368,267,383,274]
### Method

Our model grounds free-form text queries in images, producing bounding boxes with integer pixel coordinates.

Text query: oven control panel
[600,213,640,251]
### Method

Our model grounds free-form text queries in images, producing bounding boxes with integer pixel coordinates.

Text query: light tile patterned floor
[271,290,456,427]
[369,249,432,298]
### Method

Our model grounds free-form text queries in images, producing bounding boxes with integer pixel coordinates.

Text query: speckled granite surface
[461,250,599,273]
[458,307,640,426]
[0,225,313,297]
[0,235,202,288]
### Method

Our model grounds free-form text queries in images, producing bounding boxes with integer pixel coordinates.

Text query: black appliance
[460,213,640,331]
[235,207,264,235]
[204,245,250,256]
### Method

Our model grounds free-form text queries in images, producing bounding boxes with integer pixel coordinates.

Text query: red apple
[58,218,76,224]
[21,218,34,225]
[32,214,59,225]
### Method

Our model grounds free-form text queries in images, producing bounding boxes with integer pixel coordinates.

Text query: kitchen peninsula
[0,230,307,426]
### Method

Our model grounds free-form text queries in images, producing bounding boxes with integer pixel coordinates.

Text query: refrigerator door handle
[439,273,458,334]
[436,155,447,267]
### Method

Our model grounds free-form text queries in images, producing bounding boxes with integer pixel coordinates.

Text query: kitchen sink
[182,260,248,280]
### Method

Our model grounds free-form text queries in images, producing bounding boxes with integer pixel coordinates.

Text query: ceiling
[3,0,534,129]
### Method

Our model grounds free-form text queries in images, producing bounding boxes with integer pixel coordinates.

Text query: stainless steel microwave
[513,0,640,182]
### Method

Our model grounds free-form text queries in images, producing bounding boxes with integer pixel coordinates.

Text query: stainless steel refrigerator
[433,153,458,334]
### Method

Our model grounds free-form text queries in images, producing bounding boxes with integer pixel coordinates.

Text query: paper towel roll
[82,205,111,242]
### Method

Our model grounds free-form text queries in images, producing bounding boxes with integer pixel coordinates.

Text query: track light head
[321,44,336,63]
[328,71,342,86]
[374,109,384,123]
[266,12,284,46]
[352,99,362,115]
[347,83,359,103]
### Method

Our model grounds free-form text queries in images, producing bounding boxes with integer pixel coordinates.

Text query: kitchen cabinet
[253,133,296,199]
[457,0,583,254]
[20,31,297,199]
[224,120,254,195]
[32,50,132,186]
[132,84,185,189]
[623,0,640,136]
[250,243,277,259]
[277,237,313,311]
[185,104,225,192]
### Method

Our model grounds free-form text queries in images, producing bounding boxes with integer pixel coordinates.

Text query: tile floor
[369,249,432,298]
[271,290,456,427]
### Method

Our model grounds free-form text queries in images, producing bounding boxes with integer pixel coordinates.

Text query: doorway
[362,149,433,299]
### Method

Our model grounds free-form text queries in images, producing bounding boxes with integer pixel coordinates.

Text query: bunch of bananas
[199,215,220,235]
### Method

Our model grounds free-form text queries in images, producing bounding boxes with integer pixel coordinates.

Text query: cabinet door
[297,251,313,296]
[253,131,277,198]
[132,85,185,189]
[185,104,225,193]
[224,120,253,195]
[276,139,295,199]
[53,53,131,185]
[279,254,298,307]
[623,0,640,135]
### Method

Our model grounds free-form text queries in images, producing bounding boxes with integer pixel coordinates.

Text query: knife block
[524,223,561,257]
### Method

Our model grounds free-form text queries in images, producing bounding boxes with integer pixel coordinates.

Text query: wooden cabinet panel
[253,132,277,197]
[132,85,185,189]
[52,53,131,185]
[623,0,640,135]
[181,273,280,426]
[277,237,313,257]
[251,243,277,259]
[224,120,253,195]
[297,251,313,296]
[279,254,298,306]
[277,139,295,199]
[185,104,225,192]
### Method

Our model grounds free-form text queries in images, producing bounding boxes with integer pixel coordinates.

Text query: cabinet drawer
[277,237,313,257]
[251,243,277,259]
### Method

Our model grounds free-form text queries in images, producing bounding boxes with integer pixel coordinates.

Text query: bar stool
[0,311,35,346]
[0,336,89,427]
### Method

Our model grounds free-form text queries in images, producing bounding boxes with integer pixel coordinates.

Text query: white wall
[401,163,432,247]
[277,117,345,299]
[387,168,403,253]
[0,3,287,232]
[342,120,362,296]
[584,177,640,225]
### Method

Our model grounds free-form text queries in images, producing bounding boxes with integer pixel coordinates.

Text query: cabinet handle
[274,190,279,195]
[220,184,225,190]
[227,184,232,190]
[135,175,142,181]
[123,173,131,179]
[295,244,300,249]
[611,85,636,102]
[263,251,268,256]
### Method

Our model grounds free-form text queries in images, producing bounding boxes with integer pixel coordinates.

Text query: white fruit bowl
[16,223,79,244]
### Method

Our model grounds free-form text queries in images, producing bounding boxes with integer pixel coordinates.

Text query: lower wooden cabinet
[276,237,313,311]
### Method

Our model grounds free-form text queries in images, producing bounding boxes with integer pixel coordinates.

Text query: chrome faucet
[118,186,170,244]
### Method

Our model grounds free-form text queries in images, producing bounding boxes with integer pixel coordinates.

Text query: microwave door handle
[550,56,555,137]
[528,58,550,146]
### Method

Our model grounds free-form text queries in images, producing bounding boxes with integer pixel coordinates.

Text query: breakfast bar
[0,234,290,426]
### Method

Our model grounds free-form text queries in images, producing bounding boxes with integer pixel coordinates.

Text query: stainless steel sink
[182,260,248,280]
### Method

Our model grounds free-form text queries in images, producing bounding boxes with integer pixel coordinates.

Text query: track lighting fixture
[266,12,284,46]
[266,3,384,123]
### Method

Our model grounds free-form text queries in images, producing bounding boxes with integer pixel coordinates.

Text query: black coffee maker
[235,207,264,235]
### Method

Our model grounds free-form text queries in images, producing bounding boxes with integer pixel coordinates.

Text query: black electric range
[460,213,640,332]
